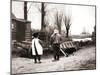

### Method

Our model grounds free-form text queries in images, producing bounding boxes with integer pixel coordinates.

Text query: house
[11,13,32,42]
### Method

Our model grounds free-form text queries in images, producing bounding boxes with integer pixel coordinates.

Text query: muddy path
[12,46,96,74]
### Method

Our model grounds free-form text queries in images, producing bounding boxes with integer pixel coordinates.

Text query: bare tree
[41,2,46,31]
[24,1,27,20]
[36,2,49,31]
[28,2,48,31]
[54,11,63,34]
[64,15,72,38]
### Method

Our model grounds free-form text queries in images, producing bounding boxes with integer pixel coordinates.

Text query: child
[50,29,62,61]
[32,32,43,63]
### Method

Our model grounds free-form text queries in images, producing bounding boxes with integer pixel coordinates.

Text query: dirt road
[12,46,96,74]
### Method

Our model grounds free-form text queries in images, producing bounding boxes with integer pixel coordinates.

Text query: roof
[11,13,16,19]
[11,13,31,23]
[14,18,31,23]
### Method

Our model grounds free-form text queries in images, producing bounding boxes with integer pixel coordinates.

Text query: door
[16,22,25,42]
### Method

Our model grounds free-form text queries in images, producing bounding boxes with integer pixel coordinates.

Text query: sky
[12,1,95,35]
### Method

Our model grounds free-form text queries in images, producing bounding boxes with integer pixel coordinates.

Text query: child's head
[53,29,59,35]
[33,32,39,38]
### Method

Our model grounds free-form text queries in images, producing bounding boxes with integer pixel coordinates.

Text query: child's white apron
[32,38,43,55]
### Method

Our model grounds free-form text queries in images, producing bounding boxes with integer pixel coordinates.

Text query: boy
[50,29,62,61]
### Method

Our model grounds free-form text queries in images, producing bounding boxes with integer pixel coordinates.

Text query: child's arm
[39,39,44,47]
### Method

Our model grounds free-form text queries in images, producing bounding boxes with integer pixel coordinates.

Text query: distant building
[81,27,91,37]
[11,13,32,42]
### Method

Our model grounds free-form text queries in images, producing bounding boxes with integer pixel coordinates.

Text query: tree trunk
[59,28,61,34]
[24,1,27,20]
[66,28,69,38]
[41,2,45,31]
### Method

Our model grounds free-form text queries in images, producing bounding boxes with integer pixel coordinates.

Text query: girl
[32,32,43,63]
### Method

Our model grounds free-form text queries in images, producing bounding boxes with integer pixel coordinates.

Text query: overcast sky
[12,1,95,35]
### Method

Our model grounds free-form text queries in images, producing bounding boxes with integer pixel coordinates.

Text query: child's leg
[37,55,41,63]
[34,55,37,63]
[56,55,59,60]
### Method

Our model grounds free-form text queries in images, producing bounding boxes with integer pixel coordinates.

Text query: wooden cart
[60,41,78,57]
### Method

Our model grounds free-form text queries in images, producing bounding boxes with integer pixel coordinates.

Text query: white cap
[54,29,59,34]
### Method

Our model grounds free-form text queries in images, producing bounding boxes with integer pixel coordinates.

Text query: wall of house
[12,20,32,42]
[25,22,32,41]
[12,20,17,40]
